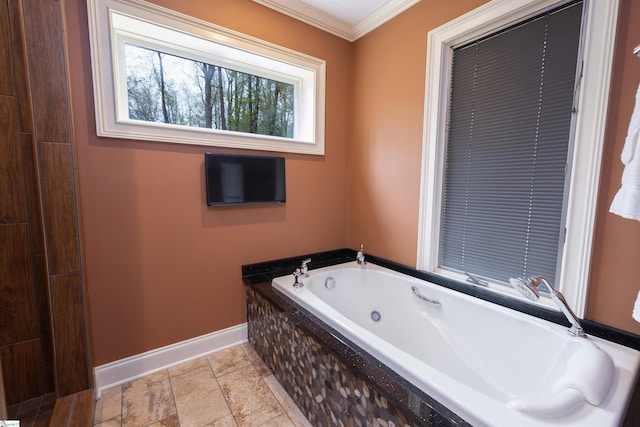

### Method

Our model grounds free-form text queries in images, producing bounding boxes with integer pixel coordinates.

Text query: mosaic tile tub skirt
[246,284,468,427]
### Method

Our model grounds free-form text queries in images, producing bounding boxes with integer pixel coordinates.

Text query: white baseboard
[93,323,248,398]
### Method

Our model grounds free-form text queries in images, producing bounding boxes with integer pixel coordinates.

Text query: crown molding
[252,0,420,42]
[352,0,420,40]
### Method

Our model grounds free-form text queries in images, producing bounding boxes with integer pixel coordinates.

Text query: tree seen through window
[125,44,295,138]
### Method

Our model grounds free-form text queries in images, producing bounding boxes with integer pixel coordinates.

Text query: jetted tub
[272,261,640,427]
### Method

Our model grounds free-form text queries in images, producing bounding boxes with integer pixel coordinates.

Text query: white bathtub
[272,261,640,427]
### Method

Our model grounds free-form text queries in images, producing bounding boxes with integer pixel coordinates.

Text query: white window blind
[439,1,583,284]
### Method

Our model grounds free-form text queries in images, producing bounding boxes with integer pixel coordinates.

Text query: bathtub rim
[242,248,640,352]
[271,260,639,427]
[242,248,640,425]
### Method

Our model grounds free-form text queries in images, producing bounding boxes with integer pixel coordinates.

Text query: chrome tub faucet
[510,276,586,338]
[293,258,311,288]
[300,258,311,277]
[356,244,366,265]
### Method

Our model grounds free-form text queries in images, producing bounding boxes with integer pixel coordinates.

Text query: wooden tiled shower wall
[0,0,91,405]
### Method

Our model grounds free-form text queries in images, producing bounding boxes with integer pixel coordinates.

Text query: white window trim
[417,0,619,316]
[86,0,326,155]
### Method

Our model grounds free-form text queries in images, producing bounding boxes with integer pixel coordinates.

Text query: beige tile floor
[93,343,312,427]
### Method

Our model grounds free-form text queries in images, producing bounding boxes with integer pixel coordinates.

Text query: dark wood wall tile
[82,288,94,379]
[37,142,80,275]
[0,339,45,405]
[0,224,38,346]
[50,273,90,396]
[0,95,27,224]
[0,0,90,405]
[33,253,54,392]
[21,133,44,253]
[21,0,68,143]
[7,0,33,132]
[0,0,12,95]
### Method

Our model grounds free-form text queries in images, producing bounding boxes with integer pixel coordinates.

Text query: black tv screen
[205,153,286,206]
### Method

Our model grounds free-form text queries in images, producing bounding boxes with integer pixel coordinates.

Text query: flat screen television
[205,153,286,206]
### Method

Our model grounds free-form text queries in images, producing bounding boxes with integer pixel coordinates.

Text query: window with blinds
[439,1,583,285]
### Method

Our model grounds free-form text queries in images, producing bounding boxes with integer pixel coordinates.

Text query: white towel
[610,83,640,220]
[634,290,640,323]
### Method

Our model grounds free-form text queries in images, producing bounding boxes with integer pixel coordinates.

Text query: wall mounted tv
[205,153,286,206]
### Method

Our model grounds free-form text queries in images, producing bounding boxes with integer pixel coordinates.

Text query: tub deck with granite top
[271,261,639,427]
[242,250,640,427]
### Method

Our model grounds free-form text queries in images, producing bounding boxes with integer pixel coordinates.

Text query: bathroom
[1,0,640,425]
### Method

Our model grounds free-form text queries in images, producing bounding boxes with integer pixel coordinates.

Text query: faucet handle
[293,268,304,287]
[301,258,311,276]
[356,244,366,265]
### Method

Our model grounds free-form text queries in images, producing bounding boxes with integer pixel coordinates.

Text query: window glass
[125,44,295,138]
[439,1,583,285]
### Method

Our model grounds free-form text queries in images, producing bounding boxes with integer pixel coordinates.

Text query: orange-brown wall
[63,0,353,365]
[64,0,640,366]
[349,0,640,335]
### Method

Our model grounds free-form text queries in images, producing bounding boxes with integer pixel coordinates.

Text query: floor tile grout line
[121,381,125,427]
[166,369,180,427]
[251,345,304,427]
[31,393,45,426]
[205,354,237,426]
[253,353,291,427]
[120,383,123,426]
[207,348,254,379]
[219,345,278,426]
[9,393,48,426]
[256,378,291,427]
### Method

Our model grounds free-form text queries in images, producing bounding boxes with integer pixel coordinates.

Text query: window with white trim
[87,0,326,155]
[418,0,619,316]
